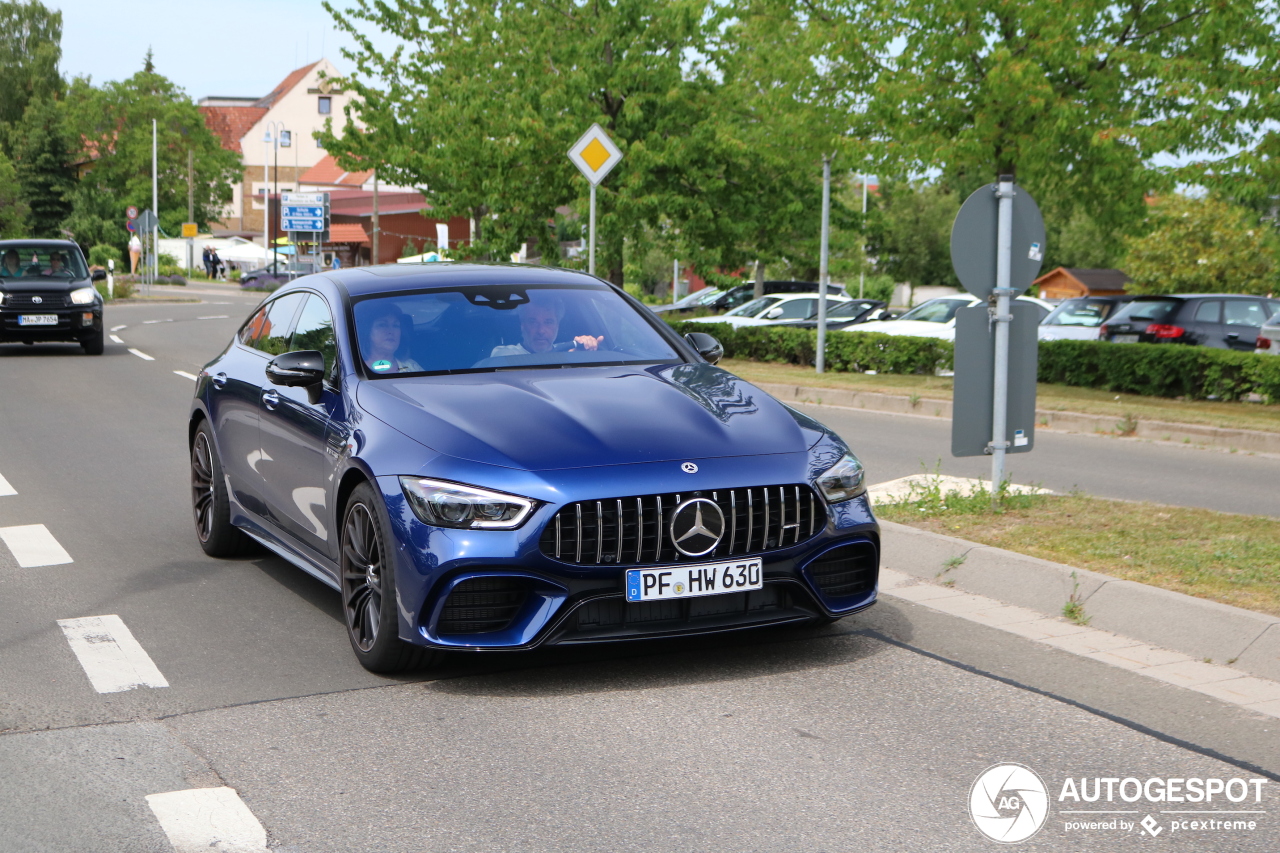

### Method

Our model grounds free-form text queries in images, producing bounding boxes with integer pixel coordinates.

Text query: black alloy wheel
[191,421,256,557]
[340,483,441,673]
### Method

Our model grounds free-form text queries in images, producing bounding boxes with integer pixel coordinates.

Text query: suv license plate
[626,558,763,602]
[1113,334,1138,344]
[18,314,58,326]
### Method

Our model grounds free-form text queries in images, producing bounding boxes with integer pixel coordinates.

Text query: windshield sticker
[371,360,392,372]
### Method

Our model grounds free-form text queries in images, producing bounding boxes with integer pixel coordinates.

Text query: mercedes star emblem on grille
[669,497,725,557]
[681,462,698,473]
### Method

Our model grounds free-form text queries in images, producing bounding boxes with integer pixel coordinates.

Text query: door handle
[211,372,227,389]
[262,389,280,410]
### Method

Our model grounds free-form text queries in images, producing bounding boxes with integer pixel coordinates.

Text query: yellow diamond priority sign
[568,123,622,186]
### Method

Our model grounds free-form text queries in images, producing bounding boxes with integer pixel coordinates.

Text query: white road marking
[110,324,127,331]
[209,301,231,305]
[0,524,72,566]
[174,371,198,381]
[109,334,124,344]
[146,787,268,853]
[142,319,173,324]
[197,315,229,320]
[57,614,169,693]
[0,471,14,496]
[128,348,155,361]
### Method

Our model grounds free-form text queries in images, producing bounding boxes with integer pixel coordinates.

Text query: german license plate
[18,314,58,326]
[1113,334,1138,344]
[626,558,763,602]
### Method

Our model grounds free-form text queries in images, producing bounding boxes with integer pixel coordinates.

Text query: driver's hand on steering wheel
[572,335,604,351]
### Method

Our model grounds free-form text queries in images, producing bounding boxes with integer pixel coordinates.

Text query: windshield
[353,284,682,376]
[1043,298,1118,327]
[896,298,971,323]
[726,296,782,317]
[818,300,878,319]
[1110,298,1180,324]
[0,245,88,280]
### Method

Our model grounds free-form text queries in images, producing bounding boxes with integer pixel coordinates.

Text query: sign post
[282,192,329,276]
[949,176,1046,505]
[567,124,622,277]
[137,209,159,295]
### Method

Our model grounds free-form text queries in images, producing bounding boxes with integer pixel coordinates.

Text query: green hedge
[670,320,1280,403]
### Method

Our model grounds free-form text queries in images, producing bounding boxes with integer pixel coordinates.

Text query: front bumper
[377,467,880,651]
[0,303,103,343]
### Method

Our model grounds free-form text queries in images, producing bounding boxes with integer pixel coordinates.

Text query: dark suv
[1100,294,1280,350]
[0,239,105,354]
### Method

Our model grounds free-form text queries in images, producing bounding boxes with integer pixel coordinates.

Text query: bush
[229,269,242,282]
[88,244,121,268]
[1040,340,1280,403]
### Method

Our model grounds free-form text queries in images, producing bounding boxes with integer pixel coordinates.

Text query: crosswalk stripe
[0,471,14,497]
[57,614,169,693]
[146,788,268,853]
[0,524,72,566]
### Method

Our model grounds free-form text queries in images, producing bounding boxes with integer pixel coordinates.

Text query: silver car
[1038,296,1133,341]
[1256,310,1280,355]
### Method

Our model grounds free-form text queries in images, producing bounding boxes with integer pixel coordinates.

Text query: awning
[327,223,370,244]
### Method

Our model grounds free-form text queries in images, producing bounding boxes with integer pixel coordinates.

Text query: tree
[60,56,241,253]
[731,0,1279,257]
[10,97,75,237]
[0,149,30,236]
[1123,195,1278,296]
[321,0,826,286]
[862,181,960,296]
[0,1,63,146]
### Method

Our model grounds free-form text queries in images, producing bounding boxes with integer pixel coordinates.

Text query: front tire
[341,483,442,673]
[82,328,104,355]
[191,421,257,557]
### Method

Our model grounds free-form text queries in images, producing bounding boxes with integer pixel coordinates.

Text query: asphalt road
[0,288,1276,852]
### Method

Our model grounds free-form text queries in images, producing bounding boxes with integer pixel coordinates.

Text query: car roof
[318,262,610,298]
[0,238,81,249]
[1130,293,1266,300]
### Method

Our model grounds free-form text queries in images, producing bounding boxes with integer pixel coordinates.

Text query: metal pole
[588,182,597,276]
[816,154,833,374]
[672,258,678,304]
[187,148,194,277]
[151,119,158,295]
[371,170,380,265]
[859,173,868,299]
[263,131,270,271]
[272,136,279,274]
[990,175,1015,507]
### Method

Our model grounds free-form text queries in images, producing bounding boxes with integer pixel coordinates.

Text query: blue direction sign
[282,216,326,231]
[280,191,328,234]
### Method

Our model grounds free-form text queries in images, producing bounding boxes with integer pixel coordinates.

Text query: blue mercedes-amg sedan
[189,263,879,672]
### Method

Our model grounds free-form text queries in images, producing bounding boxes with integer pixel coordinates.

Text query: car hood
[0,277,89,293]
[357,363,815,471]
[848,320,955,338]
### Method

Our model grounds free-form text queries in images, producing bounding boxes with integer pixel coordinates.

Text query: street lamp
[263,121,289,275]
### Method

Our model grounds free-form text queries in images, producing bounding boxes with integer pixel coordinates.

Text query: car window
[774,298,816,320]
[720,289,757,311]
[290,293,338,376]
[1224,300,1267,326]
[727,296,782,317]
[352,283,681,376]
[249,293,306,356]
[1266,300,1280,318]
[0,245,89,280]
[897,298,969,323]
[695,289,724,305]
[1043,298,1114,327]
[1111,299,1180,323]
[1194,301,1221,323]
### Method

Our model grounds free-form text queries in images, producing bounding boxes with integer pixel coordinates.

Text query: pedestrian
[202,246,213,278]
[210,249,224,281]
[128,234,143,274]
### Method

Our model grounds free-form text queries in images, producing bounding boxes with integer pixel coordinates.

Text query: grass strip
[876,478,1280,618]
[723,358,1280,436]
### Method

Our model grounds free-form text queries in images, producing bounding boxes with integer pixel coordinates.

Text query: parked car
[649,287,726,315]
[0,239,105,354]
[189,263,880,672]
[772,299,889,331]
[1100,294,1280,350]
[684,291,853,329]
[241,261,321,290]
[653,280,845,316]
[1256,310,1280,355]
[841,295,1053,341]
[1038,296,1135,341]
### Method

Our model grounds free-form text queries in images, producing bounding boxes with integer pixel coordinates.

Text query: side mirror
[90,269,107,282]
[684,332,724,365]
[266,350,326,387]
[763,307,784,320]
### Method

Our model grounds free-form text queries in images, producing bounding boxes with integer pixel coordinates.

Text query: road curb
[755,380,1280,454]
[878,520,1280,682]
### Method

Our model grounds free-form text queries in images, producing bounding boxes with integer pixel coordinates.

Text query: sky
[55,0,400,100]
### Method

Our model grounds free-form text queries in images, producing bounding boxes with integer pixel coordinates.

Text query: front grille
[5,293,66,307]
[807,542,877,599]
[539,484,821,567]
[436,576,528,634]
[571,586,792,631]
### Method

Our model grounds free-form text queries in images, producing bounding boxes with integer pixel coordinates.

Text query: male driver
[490,299,603,357]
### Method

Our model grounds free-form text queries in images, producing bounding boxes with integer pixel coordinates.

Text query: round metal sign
[126,205,139,220]
[950,183,1046,299]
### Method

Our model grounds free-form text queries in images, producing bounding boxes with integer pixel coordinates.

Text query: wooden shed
[1034,267,1130,299]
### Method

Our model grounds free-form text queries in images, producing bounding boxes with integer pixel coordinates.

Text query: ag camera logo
[970,763,1050,843]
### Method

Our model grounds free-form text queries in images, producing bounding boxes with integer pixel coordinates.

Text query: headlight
[70,287,96,305]
[814,453,866,503]
[399,477,536,530]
